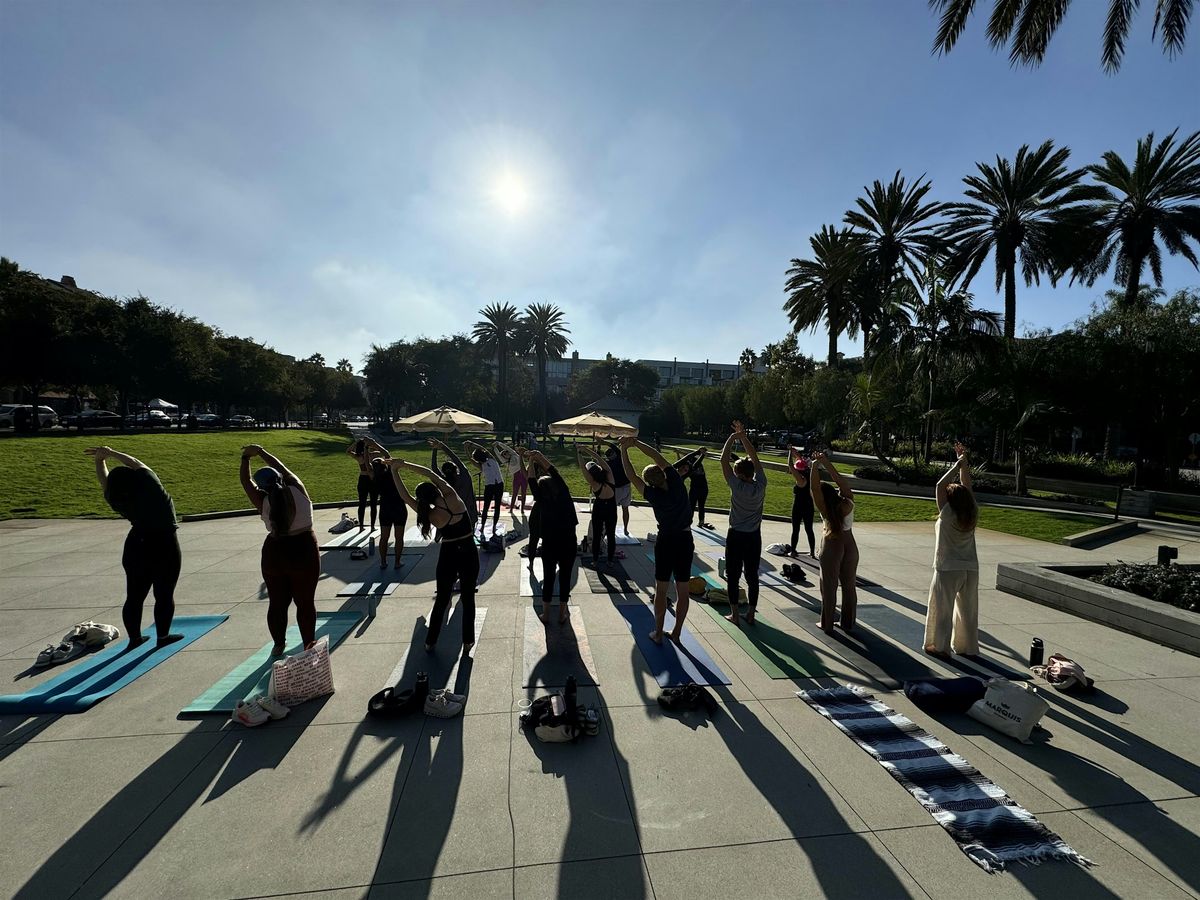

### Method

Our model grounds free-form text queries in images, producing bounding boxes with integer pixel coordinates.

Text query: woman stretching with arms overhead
[388,458,478,653]
[787,447,816,558]
[86,447,183,649]
[577,445,618,567]
[809,452,857,634]
[346,438,381,532]
[528,449,578,624]
[240,444,319,655]
[924,442,980,657]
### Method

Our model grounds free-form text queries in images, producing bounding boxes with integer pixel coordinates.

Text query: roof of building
[580,393,646,413]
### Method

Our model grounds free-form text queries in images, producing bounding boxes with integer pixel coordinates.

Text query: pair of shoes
[781,563,808,583]
[700,522,716,530]
[232,695,290,727]
[657,684,718,714]
[367,686,421,717]
[35,639,88,668]
[424,689,465,718]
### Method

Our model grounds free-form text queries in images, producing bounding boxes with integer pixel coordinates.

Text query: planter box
[997,562,1200,656]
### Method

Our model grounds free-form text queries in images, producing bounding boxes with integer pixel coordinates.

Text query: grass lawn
[0,430,1109,543]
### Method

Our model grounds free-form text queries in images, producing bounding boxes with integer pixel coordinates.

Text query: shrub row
[1090,563,1200,613]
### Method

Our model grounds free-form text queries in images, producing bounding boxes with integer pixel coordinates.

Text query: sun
[492,171,528,216]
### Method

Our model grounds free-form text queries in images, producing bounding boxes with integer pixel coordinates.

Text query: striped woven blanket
[797,684,1091,873]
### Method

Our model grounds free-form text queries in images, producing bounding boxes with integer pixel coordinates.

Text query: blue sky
[2,1,1197,370]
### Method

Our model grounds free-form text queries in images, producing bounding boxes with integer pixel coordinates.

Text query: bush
[1090,563,1200,613]
[831,437,872,454]
[1026,451,1133,483]
[971,477,1014,496]
[853,457,945,486]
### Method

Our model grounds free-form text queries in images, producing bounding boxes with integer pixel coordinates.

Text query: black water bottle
[565,674,578,712]
[1029,638,1044,668]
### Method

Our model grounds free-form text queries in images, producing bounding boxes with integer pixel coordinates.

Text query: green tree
[566,357,658,409]
[784,225,862,366]
[472,301,522,429]
[517,302,571,430]
[929,0,1193,72]
[844,173,944,357]
[1082,130,1200,309]
[946,140,1099,339]
[739,347,757,374]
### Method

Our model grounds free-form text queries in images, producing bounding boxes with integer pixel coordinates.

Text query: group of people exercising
[85,425,980,668]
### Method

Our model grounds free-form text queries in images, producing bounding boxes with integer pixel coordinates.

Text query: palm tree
[1082,130,1200,308]
[739,348,757,375]
[784,226,863,367]
[471,302,522,428]
[944,140,1099,339]
[517,302,571,431]
[844,173,944,357]
[929,0,1193,72]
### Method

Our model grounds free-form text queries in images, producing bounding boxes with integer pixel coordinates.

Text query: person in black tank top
[371,454,409,571]
[578,446,618,565]
[387,458,478,652]
[787,447,816,557]
[347,438,382,531]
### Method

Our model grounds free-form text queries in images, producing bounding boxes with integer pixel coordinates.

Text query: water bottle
[368,536,376,557]
[1029,637,1044,668]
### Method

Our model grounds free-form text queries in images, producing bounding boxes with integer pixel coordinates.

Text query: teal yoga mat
[0,616,227,714]
[644,551,723,590]
[181,611,361,714]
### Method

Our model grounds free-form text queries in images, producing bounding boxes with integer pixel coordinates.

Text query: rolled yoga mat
[0,616,227,714]
[616,603,731,687]
[181,611,361,714]
[699,605,827,680]
[522,606,599,688]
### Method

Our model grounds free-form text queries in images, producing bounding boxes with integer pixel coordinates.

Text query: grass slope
[0,431,1103,543]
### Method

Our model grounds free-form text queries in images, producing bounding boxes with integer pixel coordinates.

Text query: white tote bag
[268,637,335,707]
[967,678,1049,743]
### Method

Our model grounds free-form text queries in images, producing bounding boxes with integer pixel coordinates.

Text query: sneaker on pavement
[424,691,464,718]
[428,687,466,705]
[256,695,290,720]
[232,700,269,727]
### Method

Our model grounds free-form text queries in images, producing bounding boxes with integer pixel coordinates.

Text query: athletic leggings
[725,528,762,611]
[689,480,709,524]
[357,472,378,528]
[427,537,479,647]
[261,530,320,648]
[480,482,503,529]
[790,487,816,555]
[541,536,577,607]
[818,531,859,631]
[591,496,617,563]
[121,528,181,640]
[527,504,542,558]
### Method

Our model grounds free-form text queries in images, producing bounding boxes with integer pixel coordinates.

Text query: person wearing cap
[239,444,319,655]
[786,447,816,557]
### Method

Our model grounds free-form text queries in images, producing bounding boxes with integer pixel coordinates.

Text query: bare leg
[378,523,392,569]
[670,581,690,642]
[651,581,668,644]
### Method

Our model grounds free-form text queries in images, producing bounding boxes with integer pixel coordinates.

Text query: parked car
[228,414,256,427]
[0,404,58,428]
[193,413,223,426]
[126,409,173,428]
[64,409,123,429]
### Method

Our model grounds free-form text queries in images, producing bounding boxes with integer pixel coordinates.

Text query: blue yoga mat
[645,551,723,590]
[0,615,228,714]
[616,603,731,687]
[181,611,361,714]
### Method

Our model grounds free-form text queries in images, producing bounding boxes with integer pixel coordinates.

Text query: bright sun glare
[492,172,528,216]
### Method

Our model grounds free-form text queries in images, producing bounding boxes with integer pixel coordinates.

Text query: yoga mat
[519,557,581,598]
[522,607,599,688]
[0,616,227,714]
[582,560,639,594]
[790,552,878,587]
[644,551,723,591]
[690,525,725,545]
[465,547,504,590]
[382,608,487,693]
[181,612,361,714]
[699,549,770,575]
[337,580,400,598]
[616,603,731,687]
[699,605,826,679]
[615,533,642,546]
[478,520,507,540]
[402,525,433,549]
[778,607,941,690]
[320,527,378,551]
[856,605,1030,681]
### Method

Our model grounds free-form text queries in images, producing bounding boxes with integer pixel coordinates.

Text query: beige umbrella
[549,411,638,438]
[391,406,494,433]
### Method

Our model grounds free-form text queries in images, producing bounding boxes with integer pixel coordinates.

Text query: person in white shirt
[924,443,980,656]
[465,440,505,538]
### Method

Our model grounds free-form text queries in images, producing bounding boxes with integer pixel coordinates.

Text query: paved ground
[1,506,1199,900]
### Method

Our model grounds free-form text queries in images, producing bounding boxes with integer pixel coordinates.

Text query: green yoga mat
[180,611,361,714]
[700,604,827,679]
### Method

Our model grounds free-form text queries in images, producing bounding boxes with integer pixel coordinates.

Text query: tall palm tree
[739,348,757,374]
[844,172,944,357]
[944,140,1099,339]
[929,0,1194,72]
[517,302,571,430]
[784,226,863,367]
[1082,130,1200,308]
[471,301,522,428]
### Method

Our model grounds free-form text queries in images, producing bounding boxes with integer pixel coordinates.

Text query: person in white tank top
[923,443,980,656]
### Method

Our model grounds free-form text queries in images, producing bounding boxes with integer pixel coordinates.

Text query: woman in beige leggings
[810,452,858,633]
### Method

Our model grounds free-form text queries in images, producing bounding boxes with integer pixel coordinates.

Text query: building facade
[532,351,759,399]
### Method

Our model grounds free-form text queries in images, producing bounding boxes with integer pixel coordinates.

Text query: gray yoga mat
[519,556,581,598]
[522,606,599,688]
[581,560,640,593]
[320,526,378,551]
[381,607,488,693]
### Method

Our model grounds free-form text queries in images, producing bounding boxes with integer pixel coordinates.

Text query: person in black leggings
[429,438,478,530]
[346,438,380,531]
[787,447,816,557]
[677,448,710,529]
[528,450,577,624]
[464,440,505,537]
[87,446,183,649]
[371,456,408,570]
[520,448,550,567]
[577,446,617,566]
[389,459,478,653]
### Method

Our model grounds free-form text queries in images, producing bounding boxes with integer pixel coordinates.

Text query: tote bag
[268,637,335,707]
[967,678,1049,743]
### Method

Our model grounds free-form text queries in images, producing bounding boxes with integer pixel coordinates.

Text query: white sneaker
[429,687,466,705]
[424,691,464,718]
[255,695,290,720]
[232,700,269,727]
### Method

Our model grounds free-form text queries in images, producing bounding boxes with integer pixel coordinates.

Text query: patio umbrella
[549,412,638,438]
[145,398,178,410]
[391,406,494,433]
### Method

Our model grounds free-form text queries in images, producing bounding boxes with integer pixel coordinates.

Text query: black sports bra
[435,499,472,541]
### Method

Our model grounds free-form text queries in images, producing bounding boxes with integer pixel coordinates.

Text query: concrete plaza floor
[1,505,1199,899]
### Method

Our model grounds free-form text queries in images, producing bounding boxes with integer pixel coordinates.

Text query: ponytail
[267,481,293,535]
[414,482,437,538]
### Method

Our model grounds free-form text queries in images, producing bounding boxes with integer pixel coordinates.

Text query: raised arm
[385,459,418,512]
[956,443,972,491]
[814,452,851,500]
[935,460,958,509]
[85,446,147,493]
[809,453,829,517]
[635,438,671,470]
[239,447,265,510]
[248,445,306,494]
[733,420,762,474]
[620,437,648,494]
[363,436,390,459]
[719,430,737,482]
[787,446,807,486]
[575,447,598,489]
[395,457,452,494]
